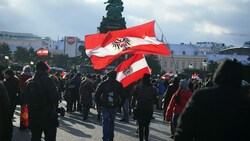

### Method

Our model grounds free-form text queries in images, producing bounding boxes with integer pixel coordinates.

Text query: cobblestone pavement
[12,103,173,141]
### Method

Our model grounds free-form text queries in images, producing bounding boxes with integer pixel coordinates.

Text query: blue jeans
[101,107,117,141]
[122,99,129,121]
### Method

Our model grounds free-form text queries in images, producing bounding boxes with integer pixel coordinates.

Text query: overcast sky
[0,0,249,47]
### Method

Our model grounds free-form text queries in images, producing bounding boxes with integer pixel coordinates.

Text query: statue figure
[99,0,126,33]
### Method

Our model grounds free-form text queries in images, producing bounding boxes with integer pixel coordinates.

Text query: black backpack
[101,81,121,107]
[26,78,48,111]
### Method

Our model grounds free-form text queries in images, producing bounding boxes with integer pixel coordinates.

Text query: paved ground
[12,103,173,141]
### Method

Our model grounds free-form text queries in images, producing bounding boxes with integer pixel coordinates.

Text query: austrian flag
[85,20,171,70]
[116,54,151,87]
[36,48,48,56]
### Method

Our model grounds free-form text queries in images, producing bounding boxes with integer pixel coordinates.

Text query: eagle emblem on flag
[112,37,131,51]
[122,66,133,76]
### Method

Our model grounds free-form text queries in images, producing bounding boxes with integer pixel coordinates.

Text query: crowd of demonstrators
[94,70,124,141]
[1,59,249,141]
[165,79,192,138]
[174,59,250,141]
[131,74,158,141]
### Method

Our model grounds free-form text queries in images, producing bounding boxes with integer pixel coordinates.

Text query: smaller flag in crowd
[192,73,199,80]
[36,48,48,56]
[161,71,174,79]
[116,54,151,87]
[44,60,51,71]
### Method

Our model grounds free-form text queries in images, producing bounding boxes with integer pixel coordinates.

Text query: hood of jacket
[213,59,242,89]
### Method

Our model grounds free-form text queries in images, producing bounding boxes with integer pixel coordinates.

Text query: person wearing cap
[3,69,19,119]
[131,73,158,141]
[165,79,192,138]
[174,59,250,141]
[25,61,59,141]
[95,70,124,141]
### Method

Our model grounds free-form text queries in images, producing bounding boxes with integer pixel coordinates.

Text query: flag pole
[156,21,177,73]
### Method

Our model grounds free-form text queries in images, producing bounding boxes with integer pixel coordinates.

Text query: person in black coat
[0,83,12,141]
[24,61,59,141]
[3,69,19,119]
[132,74,157,141]
[175,59,250,141]
[95,70,124,141]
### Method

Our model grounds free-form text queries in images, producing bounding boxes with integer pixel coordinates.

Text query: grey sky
[0,0,249,47]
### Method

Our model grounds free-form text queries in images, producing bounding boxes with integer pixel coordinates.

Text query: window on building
[182,51,186,55]
[200,62,203,69]
[164,61,168,67]
[194,63,197,69]
[176,62,179,68]
[194,51,198,55]
[182,62,185,68]
[170,62,174,68]
[171,50,174,55]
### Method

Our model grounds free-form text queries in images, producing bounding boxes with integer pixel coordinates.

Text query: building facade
[0,31,48,51]
[159,44,206,73]
[0,31,83,58]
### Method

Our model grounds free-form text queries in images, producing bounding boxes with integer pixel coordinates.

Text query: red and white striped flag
[44,60,51,71]
[116,54,151,87]
[36,48,48,56]
[85,20,171,70]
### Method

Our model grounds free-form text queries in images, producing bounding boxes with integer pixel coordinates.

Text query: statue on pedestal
[99,0,126,33]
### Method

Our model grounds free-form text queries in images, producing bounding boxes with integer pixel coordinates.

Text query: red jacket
[166,88,192,122]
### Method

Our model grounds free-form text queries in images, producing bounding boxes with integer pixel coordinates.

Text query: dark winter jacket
[79,78,94,106]
[163,78,180,109]
[133,82,157,111]
[95,78,123,108]
[175,59,250,141]
[3,76,19,105]
[0,83,12,140]
[25,70,59,129]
